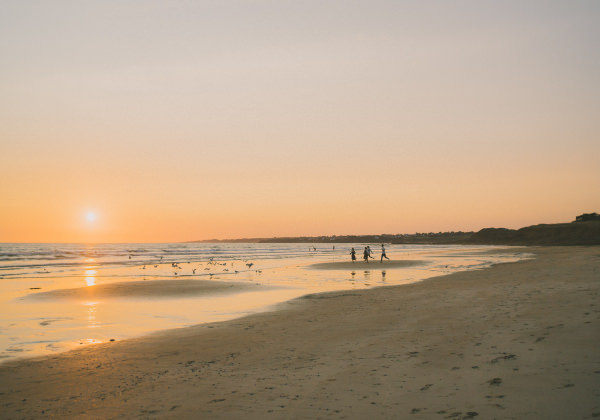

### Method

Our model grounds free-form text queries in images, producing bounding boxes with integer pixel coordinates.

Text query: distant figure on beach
[350,248,356,263]
[367,246,374,260]
[363,247,369,263]
[380,244,390,262]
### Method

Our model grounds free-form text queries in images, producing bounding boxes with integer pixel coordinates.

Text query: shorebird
[246,263,254,268]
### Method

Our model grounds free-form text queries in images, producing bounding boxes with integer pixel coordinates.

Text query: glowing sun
[85,211,97,223]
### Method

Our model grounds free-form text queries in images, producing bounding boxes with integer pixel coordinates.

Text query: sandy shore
[309,259,424,270]
[23,279,270,300]
[1,247,599,419]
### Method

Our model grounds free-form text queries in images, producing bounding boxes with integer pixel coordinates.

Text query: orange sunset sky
[1,1,599,243]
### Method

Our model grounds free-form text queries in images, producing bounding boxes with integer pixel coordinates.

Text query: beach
[0,243,523,360]
[1,246,599,419]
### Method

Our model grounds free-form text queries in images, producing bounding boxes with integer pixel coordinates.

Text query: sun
[85,211,97,223]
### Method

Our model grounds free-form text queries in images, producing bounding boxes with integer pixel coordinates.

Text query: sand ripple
[308,260,425,270]
[23,280,267,300]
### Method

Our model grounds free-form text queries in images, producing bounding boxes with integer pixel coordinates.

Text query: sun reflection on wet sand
[84,258,97,287]
[84,301,99,329]
[85,269,97,287]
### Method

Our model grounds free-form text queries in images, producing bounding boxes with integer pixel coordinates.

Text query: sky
[1,0,599,243]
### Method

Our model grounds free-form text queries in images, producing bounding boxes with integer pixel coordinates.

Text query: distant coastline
[189,213,600,246]
[189,231,475,245]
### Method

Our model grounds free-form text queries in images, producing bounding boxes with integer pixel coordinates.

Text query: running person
[380,244,390,262]
[367,246,374,259]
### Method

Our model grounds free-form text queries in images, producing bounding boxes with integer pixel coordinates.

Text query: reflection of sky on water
[0,245,530,362]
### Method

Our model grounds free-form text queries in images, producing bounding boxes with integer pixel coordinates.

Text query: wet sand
[23,279,270,300]
[1,246,599,419]
[309,259,425,270]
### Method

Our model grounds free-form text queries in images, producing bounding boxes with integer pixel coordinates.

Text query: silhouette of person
[380,244,390,262]
[363,247,369,263]
[350,247,356,263]
[367,246,374,260]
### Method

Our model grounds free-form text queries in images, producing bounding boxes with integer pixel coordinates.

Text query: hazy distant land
[191,213,600,246]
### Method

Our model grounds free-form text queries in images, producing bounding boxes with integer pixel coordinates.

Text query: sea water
[0,242,530,362]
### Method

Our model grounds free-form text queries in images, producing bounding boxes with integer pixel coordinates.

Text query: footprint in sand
[443,411,479,419]
[490,353,517,363]
[488,377,502,386]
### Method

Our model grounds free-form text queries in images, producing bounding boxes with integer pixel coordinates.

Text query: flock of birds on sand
[131,254,261,278]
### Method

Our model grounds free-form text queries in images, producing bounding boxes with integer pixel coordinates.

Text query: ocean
[0,242,530,362]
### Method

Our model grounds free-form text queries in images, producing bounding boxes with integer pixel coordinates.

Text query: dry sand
[23,279,270,300]
[1,246,599,419]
